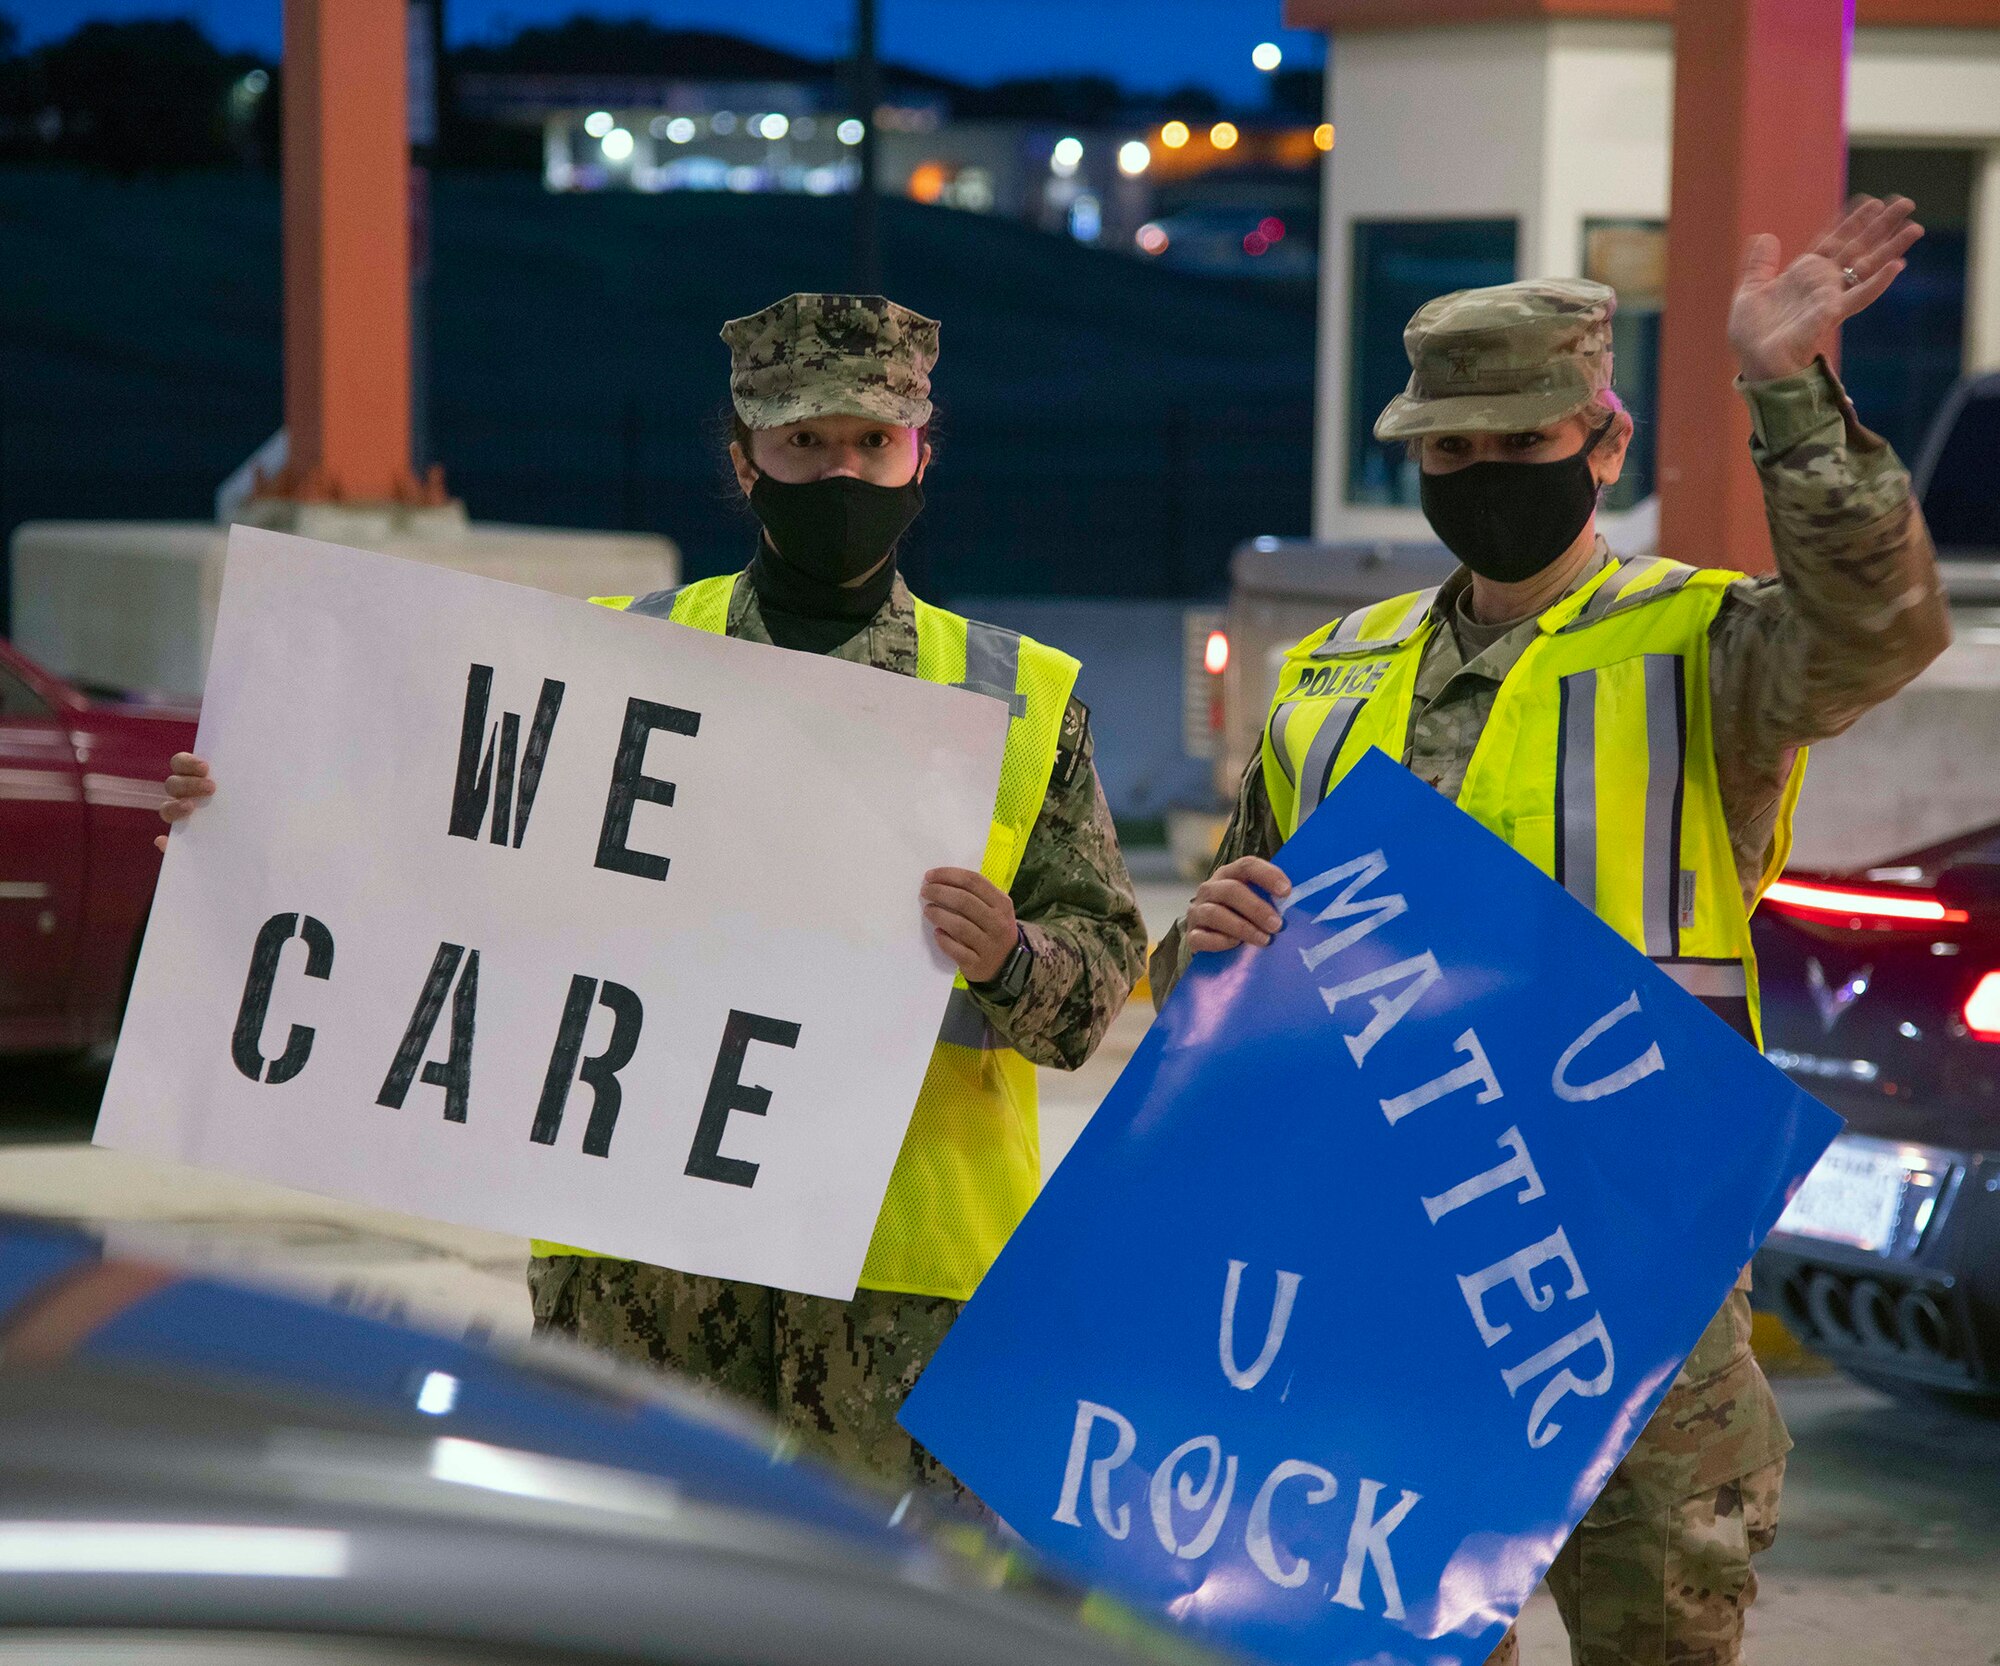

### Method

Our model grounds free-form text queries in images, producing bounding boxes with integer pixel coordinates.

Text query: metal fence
[0,397,1315,627]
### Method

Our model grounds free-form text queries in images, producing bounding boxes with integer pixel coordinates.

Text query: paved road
[4,866,1996,1663]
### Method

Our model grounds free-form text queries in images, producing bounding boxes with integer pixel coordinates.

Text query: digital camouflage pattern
[1153,359,1946,1663]
[1482,1459,1785,1666]
[528,1254,978,1501]
[710,568,1146,1073]
[721,292,941,429]
[532,569,1145,1493]
[1374,277,1616,441]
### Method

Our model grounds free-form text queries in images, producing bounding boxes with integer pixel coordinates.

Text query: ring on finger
[1841,264,1860,289]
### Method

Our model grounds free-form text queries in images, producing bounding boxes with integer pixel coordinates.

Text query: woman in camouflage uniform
[524,293,1146,1501]
[1153,198,1944,1666]
[161,291,1146,1504]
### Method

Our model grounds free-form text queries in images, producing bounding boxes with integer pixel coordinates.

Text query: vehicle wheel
[1841,1363,2000,1420]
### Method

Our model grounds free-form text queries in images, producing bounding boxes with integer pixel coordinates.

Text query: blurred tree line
[0,15,275,173]
[0,12,1320,176]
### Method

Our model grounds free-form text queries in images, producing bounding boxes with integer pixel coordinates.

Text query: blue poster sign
[901,750,1838,1666]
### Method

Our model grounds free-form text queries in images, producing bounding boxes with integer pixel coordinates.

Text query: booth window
[1582,218,1664,512]
[1843,147,1972,463]
[1347,218,1516,507]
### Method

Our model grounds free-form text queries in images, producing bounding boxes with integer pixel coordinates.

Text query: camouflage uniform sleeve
[1147,751,1284,1011]
[1708,360,1951,884]
[967,698,1146,1072]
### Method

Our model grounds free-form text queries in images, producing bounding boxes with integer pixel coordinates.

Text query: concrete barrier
[9,510,677,698]
[1788,621,2000,869]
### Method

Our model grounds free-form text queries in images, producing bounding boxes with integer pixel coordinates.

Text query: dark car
[1750,825,2000,1412]
[0,1214,1226,1665]
[1914,369,2000,605]
[0,639,196,1058]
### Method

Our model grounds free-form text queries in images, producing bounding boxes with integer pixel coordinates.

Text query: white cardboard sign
[96,528,1009,1299]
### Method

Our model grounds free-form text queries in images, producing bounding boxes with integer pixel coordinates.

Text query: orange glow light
[907,161,948,204]
[1314,123,1335,151]
[1160,120,1190,149]
[1210,121,1240,151]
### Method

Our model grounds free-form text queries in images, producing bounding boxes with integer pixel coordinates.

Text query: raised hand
[1729,195,1923,384]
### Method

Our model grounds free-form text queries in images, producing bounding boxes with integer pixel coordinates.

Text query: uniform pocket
[1671,1476,1754,1615]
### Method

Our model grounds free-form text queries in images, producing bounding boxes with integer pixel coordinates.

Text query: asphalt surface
[3,866,1996,1662]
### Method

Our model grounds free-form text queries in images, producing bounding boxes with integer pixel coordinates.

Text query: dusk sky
[16,2,1328,104]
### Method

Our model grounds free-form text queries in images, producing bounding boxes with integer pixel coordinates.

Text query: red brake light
[1203,630,1230,675]
[1762,878,1970,928]
[1967,972,2000,1042]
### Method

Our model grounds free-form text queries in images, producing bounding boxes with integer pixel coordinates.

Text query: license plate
[1777,1139,1907,1252]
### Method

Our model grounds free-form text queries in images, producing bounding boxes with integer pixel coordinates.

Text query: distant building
[458,70,1324,269]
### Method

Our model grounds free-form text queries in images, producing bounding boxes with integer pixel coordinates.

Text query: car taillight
[1204,629,1230,676]
[1967,973,2000,1042]
[1762,878,1971,929]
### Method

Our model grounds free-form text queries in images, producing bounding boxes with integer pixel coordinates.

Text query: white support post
[1967,143,2000,374]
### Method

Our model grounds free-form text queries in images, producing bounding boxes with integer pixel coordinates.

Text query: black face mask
[749,473,925,589]
[1418,423,1610,584]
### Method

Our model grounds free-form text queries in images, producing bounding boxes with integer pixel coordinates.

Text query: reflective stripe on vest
[1259,559,1803,1047]
[539,573,1080,1299]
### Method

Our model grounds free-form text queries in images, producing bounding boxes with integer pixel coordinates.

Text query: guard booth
[1173,0,2000,876]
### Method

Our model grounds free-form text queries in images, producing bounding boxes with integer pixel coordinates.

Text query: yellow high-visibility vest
[1260,556,1805,1045]
[532,572,1079,1300]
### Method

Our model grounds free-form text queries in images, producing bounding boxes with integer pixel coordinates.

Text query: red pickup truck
[0,639,197,1058]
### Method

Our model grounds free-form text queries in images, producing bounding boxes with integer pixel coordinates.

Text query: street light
[1160,120,1190,150]
[1118,140,1151,177]
[1051,136,1084,177]
[601,127,634,162]
[1252,42,1283,72]
[1210,121,1240,151]
[584,110,615,139]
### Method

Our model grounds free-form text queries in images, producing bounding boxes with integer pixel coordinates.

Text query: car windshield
[1921,385,2000,551]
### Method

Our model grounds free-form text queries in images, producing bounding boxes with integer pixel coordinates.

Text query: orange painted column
[274,0,418,504]
[1657,0,1850,575]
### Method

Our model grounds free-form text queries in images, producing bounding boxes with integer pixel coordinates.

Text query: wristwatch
[973,925,1035,1004]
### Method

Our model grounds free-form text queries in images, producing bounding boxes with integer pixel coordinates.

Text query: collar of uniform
[1417,536,1616,691]
[726,567,920,672]
[1426,536,1616,632]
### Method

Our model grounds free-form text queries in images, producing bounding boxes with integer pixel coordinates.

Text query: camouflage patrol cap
[1373,278,1616,441]
[721,292,940,429]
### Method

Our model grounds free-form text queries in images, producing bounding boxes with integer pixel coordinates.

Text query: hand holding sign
[901,750,1837,1666]
[103,528,1008,1300]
